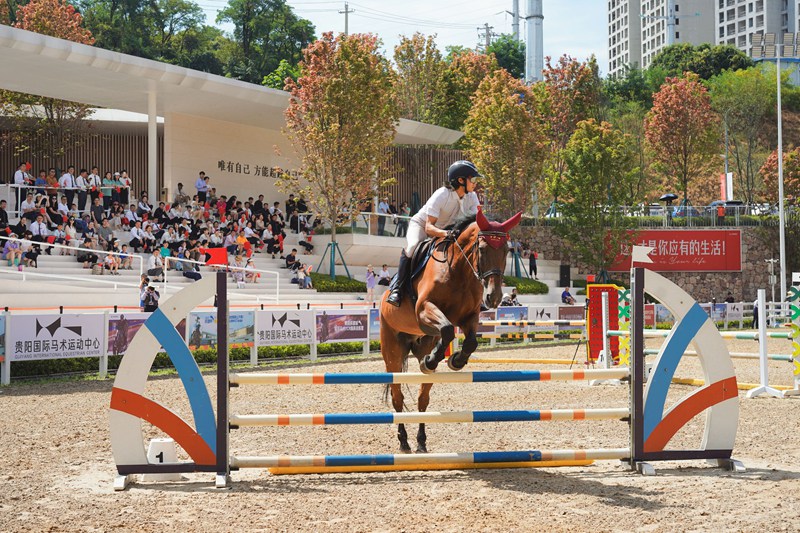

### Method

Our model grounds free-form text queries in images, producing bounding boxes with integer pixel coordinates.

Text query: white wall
[163,112,302,204]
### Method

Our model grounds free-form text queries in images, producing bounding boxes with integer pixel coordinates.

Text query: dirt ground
[1,337,799,532]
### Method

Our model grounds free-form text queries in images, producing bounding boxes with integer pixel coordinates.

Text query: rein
[439,230,506,282]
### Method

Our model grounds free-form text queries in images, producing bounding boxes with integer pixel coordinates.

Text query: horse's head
[475,207,522,309]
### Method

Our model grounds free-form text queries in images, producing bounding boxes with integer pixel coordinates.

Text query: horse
[379,207,522,453]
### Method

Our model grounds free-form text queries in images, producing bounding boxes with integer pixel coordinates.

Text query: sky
[196,0,609,76]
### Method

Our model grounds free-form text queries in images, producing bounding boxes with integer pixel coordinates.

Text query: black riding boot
[386,252,411,307]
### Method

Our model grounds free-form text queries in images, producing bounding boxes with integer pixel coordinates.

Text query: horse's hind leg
[416,383,433,453]
[382,328,413,452]
[417,301,456,373]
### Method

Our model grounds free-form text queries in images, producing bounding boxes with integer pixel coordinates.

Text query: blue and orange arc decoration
[109,276,220,471]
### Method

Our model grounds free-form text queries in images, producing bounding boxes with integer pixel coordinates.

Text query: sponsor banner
[477,310,496,334]
[108,313,149,356]
[655,304,674,326]
[727,302,744,321]
[495,306,529,333]
[610,229,742,272]
[528,305,558,331]
[0,314,5,361]
[316,312,369,342]
[369,308,381,340]
[644,304,656,328]
[255,310,314,346]
[9,313,105,361]
[187,311,255,350]
[558,305,585,322]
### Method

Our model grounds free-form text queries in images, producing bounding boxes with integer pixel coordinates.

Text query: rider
[386,160,481,307]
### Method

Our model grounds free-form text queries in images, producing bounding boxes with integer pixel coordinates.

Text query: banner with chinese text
[255,310,314,347]
[9,314,105,361]
[315,312,369,342]
[610,230,742,272]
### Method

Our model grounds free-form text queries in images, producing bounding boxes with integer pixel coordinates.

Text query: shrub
[309,272,366,292]
[503,276,548,294]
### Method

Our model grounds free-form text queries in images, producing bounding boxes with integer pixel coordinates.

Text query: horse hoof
[399,445,413,454]
[447,357,464,371]
[416,444,428,454]
[419,359,436,374]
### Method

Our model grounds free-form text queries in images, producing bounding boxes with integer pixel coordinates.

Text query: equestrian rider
[386,160,481,307]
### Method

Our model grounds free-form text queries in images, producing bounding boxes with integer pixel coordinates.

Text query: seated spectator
[90,196,105,225]
[103,251,120,275]
[230,253,246,288]
[173,182,190,205]
[3,233,23,268]
[117,243,134,270]
[147,249,164,281]
[377,264,391,287]
[500,288,520,307]
[97,219,114,250]
[298,263,313,289]
[245,258,259,283]
[77,237,99,268]
[123,203,140,228]
[298,230,314,255]
[137,194,153,218]
[561,287,576,305]
[20,192,39,222]
[285,248,298,270]
[0,199,8,230]
[21,236,41,268]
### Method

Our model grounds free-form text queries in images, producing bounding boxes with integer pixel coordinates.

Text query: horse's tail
[382,354,409,411]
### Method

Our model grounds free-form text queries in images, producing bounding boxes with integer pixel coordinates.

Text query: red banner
[610,230,741,272]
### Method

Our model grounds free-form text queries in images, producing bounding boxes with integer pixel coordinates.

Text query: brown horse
[379,207,522,453]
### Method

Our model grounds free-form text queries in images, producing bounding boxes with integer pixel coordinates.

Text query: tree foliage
[486,34,524,79]
[438,49,498,131]
[556,119,639,276]
[280,32,398,257]
[0,0,94,162]
[216,0,314,84]
[709,66,776,205]
[645,73,720,204]
[463,69,548,218]
[262,58,299,90]
[759,147,800,204]
[649,43,754,80]
[393,32,447,124]
[542,55,602,204]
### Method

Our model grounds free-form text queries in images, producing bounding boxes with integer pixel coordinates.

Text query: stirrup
[386,290,402,307]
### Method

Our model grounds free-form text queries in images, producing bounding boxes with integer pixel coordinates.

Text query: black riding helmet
[447,160,482,189]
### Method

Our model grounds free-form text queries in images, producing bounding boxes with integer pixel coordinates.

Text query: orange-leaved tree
[394,32,447,125]
[759,147,800,204]
[280,32,398,278]
[463,69,548,219]
[0,0,95,161]
[644,72,720,205]
[439,49,498,132]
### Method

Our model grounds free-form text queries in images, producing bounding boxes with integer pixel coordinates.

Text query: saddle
[404,236,450,303]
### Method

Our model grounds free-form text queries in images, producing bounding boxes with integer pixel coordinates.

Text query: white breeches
[404,220,428,256]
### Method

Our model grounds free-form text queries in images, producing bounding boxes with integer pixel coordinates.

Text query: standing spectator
[195,171,208,203]
[13,162,32,213]
[118,170,132,207]
[143,285,160,312]
[365,264,376,304]
[59,165,77,209]
[752,298,760,329]
[45,168,59,200]
[88,166,102,206]
[529,248,538,280]
[395,201,410,237]
[75,168,89,214]
[0,199,9,230]
[102,172,115,212]
[377,196,390,236]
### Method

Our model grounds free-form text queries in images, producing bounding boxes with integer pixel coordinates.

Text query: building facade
[608,0,800,77]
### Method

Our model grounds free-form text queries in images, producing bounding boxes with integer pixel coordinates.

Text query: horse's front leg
[416,301,455,374]
[447,320,479,371]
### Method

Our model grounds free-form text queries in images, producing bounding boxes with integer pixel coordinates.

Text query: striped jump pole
[467,358,575,365]
[228,407,631,427]
[267,459,594,475]
[643,348,794,362]
[230,448,631,471]
[229,368,630,386]
[480,320,586,327]
[459,332,584,340]
[608,329,794,340]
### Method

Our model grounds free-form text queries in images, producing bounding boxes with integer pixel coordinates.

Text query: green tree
[556,119,639,278]
[486,34,524,79]
[280,32,398,277]
[607,100,655,204]
[216,0,314,84]
[393,32,447,124]
[649,43,754,80]
[1,0,94,162]
[542,54,602,207]
[148,0,205,61]
[438,49,498,131]
[645,73,720,204]
[463,69,548,218]
[709,66,777,205]
[78,0,152,57]
[262,58,299,89]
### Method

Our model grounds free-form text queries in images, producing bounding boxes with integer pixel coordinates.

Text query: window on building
[676,31,680,40]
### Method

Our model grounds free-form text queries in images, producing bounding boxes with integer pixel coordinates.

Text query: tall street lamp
[751,33,790,305]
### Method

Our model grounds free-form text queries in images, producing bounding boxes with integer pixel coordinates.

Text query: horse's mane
[444,214,476,232]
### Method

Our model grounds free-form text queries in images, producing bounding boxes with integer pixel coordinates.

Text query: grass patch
[309,272,366,292]
[503,276,548,295]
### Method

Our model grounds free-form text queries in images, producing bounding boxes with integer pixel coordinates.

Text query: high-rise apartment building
[606,0,800,77]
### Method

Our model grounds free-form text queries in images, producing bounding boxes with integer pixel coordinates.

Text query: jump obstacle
[109,266,744,489]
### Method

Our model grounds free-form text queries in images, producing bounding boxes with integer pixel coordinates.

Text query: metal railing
[1,183,132,219]
[0,235,144,277]
[163,256,280,303]
[0,266,142,291]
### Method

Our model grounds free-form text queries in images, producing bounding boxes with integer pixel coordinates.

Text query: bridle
[444,230,507,282]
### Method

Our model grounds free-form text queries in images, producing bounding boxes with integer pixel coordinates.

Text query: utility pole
[339,2,354,36]
[524,0,543,83]
[512,0,520,41]
[477,23,494,52]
